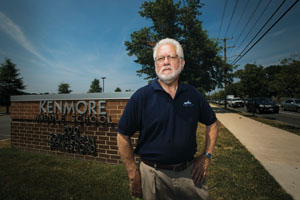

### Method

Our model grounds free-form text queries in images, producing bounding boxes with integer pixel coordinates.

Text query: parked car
[228,97,244,107]
[246,97,279,114]
[213,99,220,104]
[281,99,300,113]
[243,98,251,105]
[219,99,225,105]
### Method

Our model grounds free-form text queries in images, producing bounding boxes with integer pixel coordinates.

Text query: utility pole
[218,37,234,108]
[101,77,106,93]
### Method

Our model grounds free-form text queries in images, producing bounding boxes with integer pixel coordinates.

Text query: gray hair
[153,38,184,61]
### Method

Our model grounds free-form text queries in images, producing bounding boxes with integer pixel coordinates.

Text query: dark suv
[246,97,279,114]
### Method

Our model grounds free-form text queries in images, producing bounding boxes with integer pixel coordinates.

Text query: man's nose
[163,56,170,65]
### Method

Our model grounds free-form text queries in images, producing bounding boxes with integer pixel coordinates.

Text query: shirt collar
[151,79,164,91]
[151,78,188,94]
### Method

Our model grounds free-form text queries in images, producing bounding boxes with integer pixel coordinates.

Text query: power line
[231,0,299,65]
[231,0,272,57]
[217,0,228,40]
[227,0,250,56]
[230,0,288,64]
[230,0,250,36]
[231,0,263,52]
[224,0,239,38]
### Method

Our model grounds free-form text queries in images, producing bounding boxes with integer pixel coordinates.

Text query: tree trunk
[252,96,255,117]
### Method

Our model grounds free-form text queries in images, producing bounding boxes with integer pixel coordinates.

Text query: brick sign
[10,93,139,164]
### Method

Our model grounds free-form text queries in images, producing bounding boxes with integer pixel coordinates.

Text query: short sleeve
[198,92,217,126]
[117,92,141,136]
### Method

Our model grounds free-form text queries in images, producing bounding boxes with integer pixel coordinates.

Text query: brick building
[10,93,139,164]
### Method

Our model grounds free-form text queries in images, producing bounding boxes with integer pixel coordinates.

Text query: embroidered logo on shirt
[183,100,194,107]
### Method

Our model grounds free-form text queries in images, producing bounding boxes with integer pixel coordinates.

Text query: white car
[228,98,244,107]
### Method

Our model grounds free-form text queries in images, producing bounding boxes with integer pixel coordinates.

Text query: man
[117,38,218,200]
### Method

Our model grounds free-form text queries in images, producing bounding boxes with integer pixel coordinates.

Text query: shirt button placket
[169,97,175,143]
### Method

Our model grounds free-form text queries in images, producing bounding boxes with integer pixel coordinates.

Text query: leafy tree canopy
[276,59,300,98]
[226,82,243,97]
[115,87,122,92]
[125,0,224,92]
[88,78,102,93]
[235,64,268,98]
[58,82,72,94]
[0,58,26,113]
[213,54,300,101]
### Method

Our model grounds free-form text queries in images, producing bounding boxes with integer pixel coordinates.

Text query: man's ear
[181,59,185,70]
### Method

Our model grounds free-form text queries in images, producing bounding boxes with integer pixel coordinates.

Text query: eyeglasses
[155,55,181,63]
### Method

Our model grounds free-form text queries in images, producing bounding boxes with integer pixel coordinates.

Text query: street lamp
[101,77,106,93]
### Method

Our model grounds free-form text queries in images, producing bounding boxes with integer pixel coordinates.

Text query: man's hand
[191,154,211,184]
[129,168,143,198]
[192,121,218,184]
[117,133,143,198]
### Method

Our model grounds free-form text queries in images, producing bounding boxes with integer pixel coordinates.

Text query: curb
[220,105,300,129]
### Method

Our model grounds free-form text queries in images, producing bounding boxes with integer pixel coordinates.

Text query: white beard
[156,63,183,84]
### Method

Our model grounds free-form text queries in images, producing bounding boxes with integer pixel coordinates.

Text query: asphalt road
[229,106,300,128]
[0,114,11,140]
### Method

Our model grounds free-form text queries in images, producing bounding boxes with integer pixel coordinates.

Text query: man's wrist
[129,170,138,180]
[127,164,139,179]
[202,152,212,159]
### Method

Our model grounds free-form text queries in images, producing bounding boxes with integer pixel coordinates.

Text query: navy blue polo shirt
[118,79,216,164]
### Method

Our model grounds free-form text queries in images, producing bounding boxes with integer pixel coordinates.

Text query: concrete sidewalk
[212,106,300,200]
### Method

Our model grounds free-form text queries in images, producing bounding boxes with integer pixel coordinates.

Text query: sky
[0,0,299,94]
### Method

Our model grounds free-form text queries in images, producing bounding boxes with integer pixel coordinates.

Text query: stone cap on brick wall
[11,92,134,102]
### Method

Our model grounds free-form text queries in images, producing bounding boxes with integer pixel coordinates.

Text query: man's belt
[142,159,193,172]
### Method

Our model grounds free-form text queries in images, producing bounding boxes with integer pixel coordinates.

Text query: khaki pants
[140,161,209,200]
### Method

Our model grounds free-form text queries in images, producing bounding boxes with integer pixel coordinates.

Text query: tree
[211,89,225,102]
[236,64,267,98]
[276,59,300,98]
[0,58,26,113]
[264,65,284,97]
[58,82,72,94]
[124,0,224,92]
[263,55,300,99]
[115,87,122,92]
[226,82,243,97]
[88,78,102,93]
[236,64,267,115]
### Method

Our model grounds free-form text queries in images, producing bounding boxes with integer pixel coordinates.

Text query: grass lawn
[0,146,133,200]
[197,123,292,200]
[0,123,293,200]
